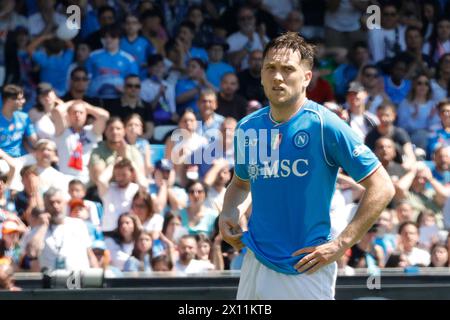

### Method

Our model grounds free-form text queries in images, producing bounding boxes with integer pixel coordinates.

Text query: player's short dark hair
[2,84,24,102]
[437,99,450,112]
[262,32,315,70]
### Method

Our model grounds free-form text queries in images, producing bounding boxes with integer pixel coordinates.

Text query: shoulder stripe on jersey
[238,110,269,128]
[304,108,335,167]
[356,163,382,184]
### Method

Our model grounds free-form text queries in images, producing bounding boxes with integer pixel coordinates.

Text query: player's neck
[270,97,307,123]
[1,105,14,118]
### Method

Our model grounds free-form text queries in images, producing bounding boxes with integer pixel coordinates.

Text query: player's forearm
[221,179,251,225]
[335,170,395,251]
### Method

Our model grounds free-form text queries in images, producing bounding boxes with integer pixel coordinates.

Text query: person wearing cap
[345,81,379,141]
[68,198,103,243]
[1,218,26,268]
[28,83,64,140]
[205,37,235,90]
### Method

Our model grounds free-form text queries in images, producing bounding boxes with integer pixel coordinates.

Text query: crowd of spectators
[2,0,450,289]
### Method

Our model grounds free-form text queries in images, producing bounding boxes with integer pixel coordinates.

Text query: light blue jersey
[0,111,36,157]
[234,100,380,275]
[86,49,139,99]
[120,36,156,78]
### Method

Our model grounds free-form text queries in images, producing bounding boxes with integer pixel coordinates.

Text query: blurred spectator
[423,16,450,64]
[359,65,391,115]
[346,224,385,270]
[0,85,37,158]
[33,139,70,196]
[374,137,407,182]
[429,243,449,267]
[0,149,16,213]
[130,189,163,239]
[27,0,66,37]
[104,212,141,270]
[62,67,101,106]
[68,42,92,74]
[383,58,411,106]
[164,109,207,183]
[0,0,27,85]
[375,210,398,264]
[26,188,98,271]
[205,38,235,91]
[397,221,431,266]
[216,73,248,121]
[67,179,102,228]
[0,263,20,291]
[395,200,416,227]
[426,146,450,187]
[175,58,215,116]
[237,49,267,105]
[89,117,145,189]
[397,74,440,150]
[52,100,108,184]
[102,75,152,134]
[140,9,169,56]
[124,114,153,177]
[86,24,139,99]
[123,230,153,272]
[174,235,214,273]
[195,233,223,270]
[323,0,367,50]
[29,83,64,140]
[187,5,214,48]
[431,54,450,103]
[160,0,189,38]
[333,41,370,101]
[397,26,434,79]
[86,6,117,51]
[345,82,378,141]
[365,103,416,170]
[246,100,262,115]
[162,212,188,251]
[226,6,269,71]
[174,21,209,66]
[120,14,156,79]
[26,34,74,97]
[417,209,440,250]
[95,158,140,233]
[427,100,450,156]
[197,89,224,142]
[1,218,26,268]
[179,180,217,237]
[307,61,335,104]
[14,165,43,225]
[283,10,304,34]
[140,54,177,126]
[421,0,440,41]
[367,2,406,64]
[67,198,103,243]
[204,163,232,213]
[385,252,409,268]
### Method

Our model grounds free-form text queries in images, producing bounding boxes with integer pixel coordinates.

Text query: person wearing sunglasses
[179,180,217,238]
[62,67,100,106]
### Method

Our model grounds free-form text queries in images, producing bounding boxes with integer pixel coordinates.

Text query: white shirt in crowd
[55,125,101,184]
[368,25,407,63]
[405,247,431,267]
[140,78,176,114]
[142,213,164,233]
[227,31,269,70]
[174,259,214,274]
[324,0,362,32]
[105,237,134,271]
[100,182,140,232]
[39,217,92,271]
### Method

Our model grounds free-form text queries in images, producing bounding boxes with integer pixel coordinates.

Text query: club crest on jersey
[293,131,309,148]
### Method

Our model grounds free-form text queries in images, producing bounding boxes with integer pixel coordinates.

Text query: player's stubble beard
[268,85,306,116]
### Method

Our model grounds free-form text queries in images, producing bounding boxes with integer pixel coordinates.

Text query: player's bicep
[324,112,380,182]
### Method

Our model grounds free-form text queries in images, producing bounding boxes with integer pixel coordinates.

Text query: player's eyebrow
[264,61,296,68]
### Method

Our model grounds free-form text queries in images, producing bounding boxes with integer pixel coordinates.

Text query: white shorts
[236,250,337,300]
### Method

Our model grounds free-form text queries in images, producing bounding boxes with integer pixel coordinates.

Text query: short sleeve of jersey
[233,124,249,181]
[323,110,380,183]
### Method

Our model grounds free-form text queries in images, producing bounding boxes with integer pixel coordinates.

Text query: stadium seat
[152,125,177,143]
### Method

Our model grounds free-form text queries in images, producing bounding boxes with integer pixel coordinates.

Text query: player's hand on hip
[292,240,344,274]
[218,216,244,251]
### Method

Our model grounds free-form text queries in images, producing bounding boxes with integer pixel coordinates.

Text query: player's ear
[303,69,313,88]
